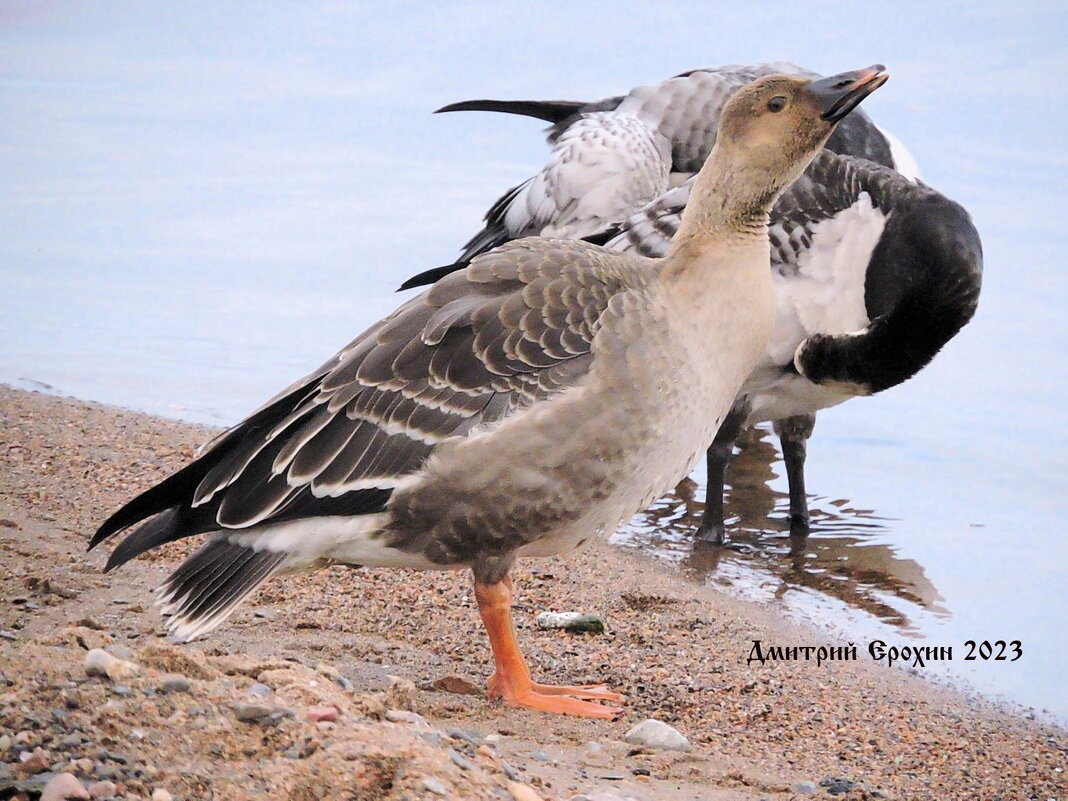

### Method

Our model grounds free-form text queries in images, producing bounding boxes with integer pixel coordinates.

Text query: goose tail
[434,98,586,123]
[155,538,290,642]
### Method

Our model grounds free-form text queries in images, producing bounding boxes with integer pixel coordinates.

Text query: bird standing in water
[91,67,888,718]
[417,64,980,543]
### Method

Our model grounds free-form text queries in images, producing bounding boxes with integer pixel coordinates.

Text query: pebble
[448,749,472,770]
[0,734,11,751]
[305,706,338,723]
[422,776,448,795]
[385,709,432,730]
[820,777,855,795]
[96,765,123,781]
[448,727,484,746]
[40,772,90,801]
[246,682,272,698]
[87,780,118,798]
[622,719,691,752]
[59,734,82,749]
[151,789,174,801]
[530,750,551,762]
[83,649,139,681]
[793,780,818,795]
[233,703,294,725]
[17,747,52,776]
[159,676,191,694]
[535,611,606,633]
[507,782,543,801]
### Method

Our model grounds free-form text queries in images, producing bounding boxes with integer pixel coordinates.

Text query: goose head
[676,65,889,240]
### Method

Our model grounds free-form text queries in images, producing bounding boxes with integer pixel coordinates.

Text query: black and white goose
[90,67,888,718]
[411,63,980,541]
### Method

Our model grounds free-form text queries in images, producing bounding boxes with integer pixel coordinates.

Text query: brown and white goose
[90,67,887,719]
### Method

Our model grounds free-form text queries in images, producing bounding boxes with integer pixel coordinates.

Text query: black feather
[434,98,587,123]
[399,262,467,291]
[90,378,323,552]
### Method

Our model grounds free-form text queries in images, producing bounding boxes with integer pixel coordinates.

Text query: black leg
[695,405,748,545]
[773,413,816,537]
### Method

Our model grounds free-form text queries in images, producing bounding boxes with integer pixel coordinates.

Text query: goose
[90,67,888,719]
[410,63,980,542]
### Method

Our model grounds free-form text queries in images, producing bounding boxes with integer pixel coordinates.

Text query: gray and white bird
[91,67,888,719]
[411,63,981,541]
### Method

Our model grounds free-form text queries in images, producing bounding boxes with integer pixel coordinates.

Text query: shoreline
[1,385,1064,799]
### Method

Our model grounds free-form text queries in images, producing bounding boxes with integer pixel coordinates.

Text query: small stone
[793,781,818,795]
[507,782,543,801]
[430,675,481,695]
[535,611,606,633]
[96,765,123,781]
[422,776,448,795]
[87,780,118,798]
[0,734,11,751]
[59,734,82,749]
[40,772,90,801]
[448,749,472,770]
[484,733,501,744]
[448,727,484,746]
[17,747,52,776]
[622,719,691,752]
[233,703,293,725]
[159,676,191,694]
[385,709,432,730]
[0,630,17,641]
[246,682,272,698]
[820,777,855,795]
[84,648,139,680]
[83,649,116,678]
[530,750,551,762]
[151,789,174,801]
[111,685,134,697]
[305,706,338,723]
[501,762,520,781]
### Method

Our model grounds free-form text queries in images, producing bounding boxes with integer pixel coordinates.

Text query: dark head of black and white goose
[794,188,983,394]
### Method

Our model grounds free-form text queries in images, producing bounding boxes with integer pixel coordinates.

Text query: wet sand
[0,385,1064,800]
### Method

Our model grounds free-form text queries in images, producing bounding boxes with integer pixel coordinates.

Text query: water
[2,2,1066,723]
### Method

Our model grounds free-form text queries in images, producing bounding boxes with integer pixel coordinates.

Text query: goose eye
[767,96,787,113]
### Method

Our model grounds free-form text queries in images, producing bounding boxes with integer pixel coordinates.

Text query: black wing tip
[398,262,467,291]
[433,99,586,124]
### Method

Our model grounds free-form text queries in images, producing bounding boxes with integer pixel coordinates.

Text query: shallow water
[2,1,1066,725]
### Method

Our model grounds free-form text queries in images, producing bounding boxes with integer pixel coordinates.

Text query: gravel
[1,386,1065,801]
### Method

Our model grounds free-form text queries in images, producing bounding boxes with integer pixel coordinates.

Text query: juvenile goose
[415,64,979,541]
[90,67,887,719]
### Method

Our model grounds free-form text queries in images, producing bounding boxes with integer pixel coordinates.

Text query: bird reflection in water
[612,426,949,634]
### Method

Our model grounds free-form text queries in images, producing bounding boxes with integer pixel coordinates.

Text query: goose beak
[808,65,889,123]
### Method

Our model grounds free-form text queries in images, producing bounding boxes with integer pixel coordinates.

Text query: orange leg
[474,574,625,719]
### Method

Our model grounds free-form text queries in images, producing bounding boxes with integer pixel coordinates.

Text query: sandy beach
[0,385,1064,800]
